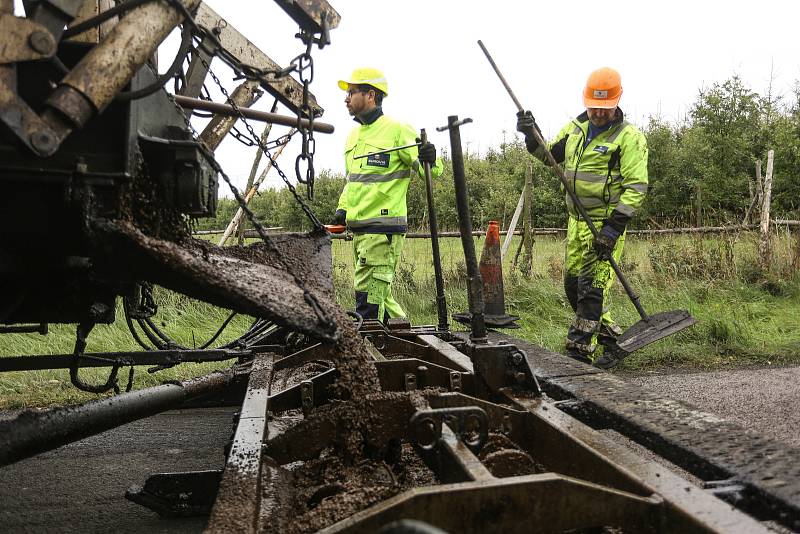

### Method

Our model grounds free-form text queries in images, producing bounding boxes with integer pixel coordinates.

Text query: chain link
[293,40,316,198]
[203,63,323,229]
[164,86,335,336]
[157,0,335,336]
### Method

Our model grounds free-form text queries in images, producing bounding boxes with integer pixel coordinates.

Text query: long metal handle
[352,142,421,160]
[477,40,649,321]
[420,128,448,331]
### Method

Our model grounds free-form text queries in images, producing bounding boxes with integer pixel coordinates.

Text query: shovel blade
[617,310,696,353]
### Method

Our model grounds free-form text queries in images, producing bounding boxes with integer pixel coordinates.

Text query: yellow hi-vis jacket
[337,114,443,234]
[533,109,648,222]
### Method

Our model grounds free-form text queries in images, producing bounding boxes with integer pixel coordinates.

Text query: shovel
[478,40,695,354]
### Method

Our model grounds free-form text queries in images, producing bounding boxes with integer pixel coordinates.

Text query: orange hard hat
[583,67,623,109]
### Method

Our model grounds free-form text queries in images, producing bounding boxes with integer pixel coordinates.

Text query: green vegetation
[331,232,800,373]
[0,290,254,409]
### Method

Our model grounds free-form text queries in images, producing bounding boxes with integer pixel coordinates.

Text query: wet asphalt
[0,407,236,533]
[626,365,800,448]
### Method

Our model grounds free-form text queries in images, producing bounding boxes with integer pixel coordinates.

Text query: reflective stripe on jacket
[536,109,648,221]
[337,115,443,234]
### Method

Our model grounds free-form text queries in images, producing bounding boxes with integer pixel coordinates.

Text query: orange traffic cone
[453,221,520,328]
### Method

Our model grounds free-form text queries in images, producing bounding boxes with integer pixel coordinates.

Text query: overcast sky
[193,0,798,196]
[22,0,800,196]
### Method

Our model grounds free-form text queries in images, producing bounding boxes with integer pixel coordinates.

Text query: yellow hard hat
[338,67,388,96]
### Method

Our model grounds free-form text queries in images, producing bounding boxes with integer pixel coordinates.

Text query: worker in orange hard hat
[332,67,443,323]
[516,67,649,370]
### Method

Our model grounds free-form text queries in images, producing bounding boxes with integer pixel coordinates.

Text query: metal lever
[352,141,422,160]
[436,117,473,131]
[440,115,487,343]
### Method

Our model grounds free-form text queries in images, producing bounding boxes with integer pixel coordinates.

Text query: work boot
[594,323,627,370]
[564,340,594,365]
[593,343,629,370]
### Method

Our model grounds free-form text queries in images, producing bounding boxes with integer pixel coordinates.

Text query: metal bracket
[0,78,60,156]
[126,469,222,517]
[404,372,417,391]
[0,14,57,62]
[272,0,341,35]
[449,371,462,392]
[409,407,489,454]
[467,341,542,397]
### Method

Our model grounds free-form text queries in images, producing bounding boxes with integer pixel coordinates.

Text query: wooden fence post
[501,189,525,260]
[217,129,295,246]
[793,223,800,273]
[520,163,535,276]
[743,159,762,225]
[758,150,775,272]
[693,183,703,227]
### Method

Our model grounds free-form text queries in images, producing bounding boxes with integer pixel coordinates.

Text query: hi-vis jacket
[337,115,443,234]
[534,109,648,221]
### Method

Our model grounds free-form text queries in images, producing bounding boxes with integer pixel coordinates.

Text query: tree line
[196,75,800,233]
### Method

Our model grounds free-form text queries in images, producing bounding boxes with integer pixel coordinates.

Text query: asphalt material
[0,407,235,533]
[627,366,800,449]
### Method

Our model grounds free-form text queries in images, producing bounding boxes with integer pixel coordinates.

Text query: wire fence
[329,223,800,296]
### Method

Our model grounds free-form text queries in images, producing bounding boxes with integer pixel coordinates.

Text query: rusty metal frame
[193,2,325,117]
[205,353,276,533]
[198,324,776,533]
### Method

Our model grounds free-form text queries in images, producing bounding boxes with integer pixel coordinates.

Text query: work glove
[593,224,621,260]
[516,110,543,153]
[516,110,537,136]
[416,138,437,166]
[329,209,346,226]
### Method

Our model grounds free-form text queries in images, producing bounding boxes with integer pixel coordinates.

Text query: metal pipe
[420,128,448,332]
[174,94,335,134]
[43,0,202,141]
[444,115,486,341]
[0,368,233,467]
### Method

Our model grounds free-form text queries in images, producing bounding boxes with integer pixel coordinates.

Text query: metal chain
[162,77,334,337]
[229,124,257,147]
[293,39,316,199]
[166,0,321,201]
[202,61,324,229]
[159,0,334,334]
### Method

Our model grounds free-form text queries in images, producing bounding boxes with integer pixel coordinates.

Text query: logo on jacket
[593,145,609,154]
[366,153,390,168]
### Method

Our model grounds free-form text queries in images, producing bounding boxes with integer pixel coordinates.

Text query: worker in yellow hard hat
[331,67,443,322]
[516,67,649,370]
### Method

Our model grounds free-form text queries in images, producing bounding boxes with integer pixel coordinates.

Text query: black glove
[329,209,346,226]
[516,110,537,136]
[516,110,543,153]
[593,224,621,260]
[416,138,437,166]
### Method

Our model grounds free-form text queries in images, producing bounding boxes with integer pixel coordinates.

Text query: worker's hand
[593,224,621,260]
[416,138,437,166]
[329,209,347,226]
[516,110,539,138]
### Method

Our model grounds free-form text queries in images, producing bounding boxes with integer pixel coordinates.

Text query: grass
[1,231,798,408]
[333,231,800,373]
[0,288,254,409]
